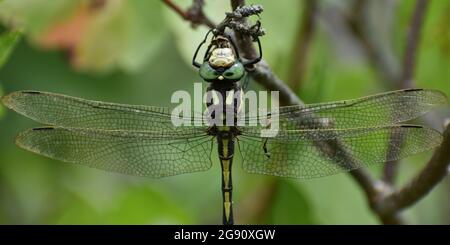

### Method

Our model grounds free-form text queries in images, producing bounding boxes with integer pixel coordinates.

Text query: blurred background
[0,0,449,224]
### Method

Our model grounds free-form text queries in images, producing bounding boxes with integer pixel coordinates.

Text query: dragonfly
[1,30,447,225]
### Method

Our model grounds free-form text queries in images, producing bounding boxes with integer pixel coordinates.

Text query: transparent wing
[2,89,446,131]
[1,91,204,131]
[237,125,442,179]
[15,127,213,178]
[243,89,447,129]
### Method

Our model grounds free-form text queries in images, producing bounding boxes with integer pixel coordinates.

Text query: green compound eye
[199,63,219,80]
[223,62,245,80]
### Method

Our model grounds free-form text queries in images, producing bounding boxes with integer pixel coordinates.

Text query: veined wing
[237,125,442,179]
[242,89,447,130]
[1,91,204,131]
[3,89,446,131]
[15,126,213,178]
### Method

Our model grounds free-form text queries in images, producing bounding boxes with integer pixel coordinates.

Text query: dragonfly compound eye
[223,62,245,80]
[199,62,220,80]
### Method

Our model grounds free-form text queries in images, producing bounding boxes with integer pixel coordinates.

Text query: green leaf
[0,30,21,69]
[76,0,168,72]
[0,0,167,73]
[0,0,77,36]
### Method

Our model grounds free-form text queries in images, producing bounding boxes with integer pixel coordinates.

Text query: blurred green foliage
[0,29,20,117]
[0,0,166,72]
[0,30,20,69]
[75,0,167,72]
[0,0,449,224]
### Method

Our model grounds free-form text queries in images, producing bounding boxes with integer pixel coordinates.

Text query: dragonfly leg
[263,138,270,159]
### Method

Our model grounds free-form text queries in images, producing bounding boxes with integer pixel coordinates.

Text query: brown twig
[343,0,400,89]
[339,0,430,186]
[377,123,450,216]
[287,0,317,93]
[162,0,215,28]
[383,0,430,185]
[401,0,429,88]
[229,0,395,224]
[317,0,447,224]
[162,0,188,19]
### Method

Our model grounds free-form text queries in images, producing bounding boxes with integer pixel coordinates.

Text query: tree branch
[340,0,430,186]
[287,0,317,93]
[377,123,450,216]
[320,0,445,224]
[228,0,395,223]
[383,0,430,185]
[400,0,429,88]
[162,0,187,19]
[343,0,400,89]
[162,0,215,28]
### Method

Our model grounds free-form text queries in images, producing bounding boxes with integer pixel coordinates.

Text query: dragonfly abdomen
[216,128,237,225]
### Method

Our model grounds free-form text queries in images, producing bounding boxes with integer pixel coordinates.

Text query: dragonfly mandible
[1,30,447,225]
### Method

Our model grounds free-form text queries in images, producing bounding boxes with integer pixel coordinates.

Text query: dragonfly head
[200,35,245,83]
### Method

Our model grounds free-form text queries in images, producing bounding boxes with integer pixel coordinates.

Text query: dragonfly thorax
[209,48,235,68]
